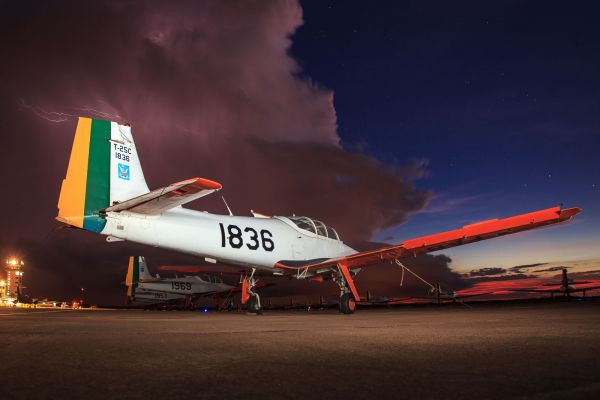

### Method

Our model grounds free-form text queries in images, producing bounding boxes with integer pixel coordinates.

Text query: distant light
[203,308,208,313]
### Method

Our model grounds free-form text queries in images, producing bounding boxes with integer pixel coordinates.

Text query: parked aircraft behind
[125,256,235,308]
[508,269,600,299]
[57,117,581,314]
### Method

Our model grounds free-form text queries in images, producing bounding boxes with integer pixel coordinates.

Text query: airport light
[5,258,25,299]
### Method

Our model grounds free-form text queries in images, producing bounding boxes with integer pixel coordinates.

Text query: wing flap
[104,177,222,215]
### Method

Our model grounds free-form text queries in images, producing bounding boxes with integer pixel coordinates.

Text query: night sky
[1,0,598,304]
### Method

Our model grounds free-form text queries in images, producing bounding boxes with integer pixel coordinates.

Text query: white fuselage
[130,290,185,305]
[139,275,234,295]
[102,208,357,272]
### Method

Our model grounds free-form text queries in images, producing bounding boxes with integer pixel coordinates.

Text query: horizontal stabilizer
[104,178,222,215]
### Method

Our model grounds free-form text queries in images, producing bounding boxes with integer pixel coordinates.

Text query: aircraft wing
[160,265,246,276]
[509,285,600,293]
[184,282,275,303]
[159,265,280,278]
[454,292,494,299]
[506,288,562,293]
[104,177,222,215]
[542,281,592,286]
[275,206,581,275]
[569,285,600,292]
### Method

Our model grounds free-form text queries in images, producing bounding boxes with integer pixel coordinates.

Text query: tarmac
[1,301,600,399]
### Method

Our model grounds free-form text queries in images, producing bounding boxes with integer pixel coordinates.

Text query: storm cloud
[0,1,431,303]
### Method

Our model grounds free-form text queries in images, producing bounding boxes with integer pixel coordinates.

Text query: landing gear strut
[333,262,360,314]
[242,268,262,315]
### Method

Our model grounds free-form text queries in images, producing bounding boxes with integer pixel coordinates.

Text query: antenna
[222,196,233,216]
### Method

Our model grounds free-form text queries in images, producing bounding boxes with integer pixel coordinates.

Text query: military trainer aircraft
[508,268,600,299]
[124,256,235,308]
[56,117,581,314]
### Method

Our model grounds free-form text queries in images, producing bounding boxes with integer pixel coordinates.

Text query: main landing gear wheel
[247,294,263,315]
[339,292,356,315]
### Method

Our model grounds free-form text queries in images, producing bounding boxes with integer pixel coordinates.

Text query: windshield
[287,216,340,240]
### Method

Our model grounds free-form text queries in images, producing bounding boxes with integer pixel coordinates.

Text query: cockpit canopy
[287,216,340,240]
[199,274,223,284]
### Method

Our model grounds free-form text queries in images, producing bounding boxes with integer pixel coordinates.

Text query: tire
[339,293,356,315]
[247,294,263,315]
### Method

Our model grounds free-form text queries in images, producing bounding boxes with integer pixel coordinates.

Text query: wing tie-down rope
[395,259,472,308]
[395,259,436,290]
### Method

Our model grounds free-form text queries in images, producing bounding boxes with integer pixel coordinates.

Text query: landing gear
[339,292,356,314]
[242,268,263,315]
[333,262,360,315]
[247,293,262,315]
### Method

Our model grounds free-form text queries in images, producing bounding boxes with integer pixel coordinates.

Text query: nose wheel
[247,293,262,314]
[242,268,263,315]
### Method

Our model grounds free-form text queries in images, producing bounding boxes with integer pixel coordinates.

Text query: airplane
[125,255,236,308]
[508,268,600,299]
[417,283,494,306]
[360,285,490,306]
[56,117,581,314]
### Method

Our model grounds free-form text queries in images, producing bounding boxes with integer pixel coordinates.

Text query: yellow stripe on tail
[57,117,92,228]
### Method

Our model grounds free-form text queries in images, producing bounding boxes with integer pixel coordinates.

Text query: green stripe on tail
[83,119,111,232]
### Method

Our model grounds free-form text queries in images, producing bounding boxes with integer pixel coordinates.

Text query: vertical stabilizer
[125,256,140,299]
[562,268,569,286]
[137,256,153,280]
[57,117,149,232]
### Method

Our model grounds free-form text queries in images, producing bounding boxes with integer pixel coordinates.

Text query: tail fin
[57,117,149,232]
[125,256,140,300]
[137,256,153,280]
[125,256,154,300]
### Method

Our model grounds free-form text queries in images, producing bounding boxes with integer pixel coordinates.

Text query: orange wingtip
[173,177,222,190]
[558,207,582,220]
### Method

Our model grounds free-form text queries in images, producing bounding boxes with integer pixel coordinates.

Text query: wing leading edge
[275,206,581,274]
